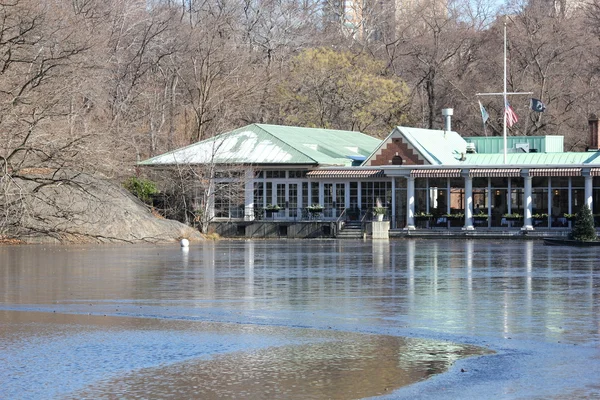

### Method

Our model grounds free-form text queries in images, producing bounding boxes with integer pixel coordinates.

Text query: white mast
[477,18,532,164]
[503,21,508,164]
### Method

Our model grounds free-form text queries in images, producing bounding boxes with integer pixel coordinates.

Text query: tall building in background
[528,0,585,17]
[324,0,449,41]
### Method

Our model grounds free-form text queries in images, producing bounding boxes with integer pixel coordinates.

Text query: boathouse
[139,113,600,238]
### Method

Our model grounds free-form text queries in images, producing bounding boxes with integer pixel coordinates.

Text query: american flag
[505,100,518,127]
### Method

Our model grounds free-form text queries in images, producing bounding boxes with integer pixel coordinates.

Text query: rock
[16,172,202,244]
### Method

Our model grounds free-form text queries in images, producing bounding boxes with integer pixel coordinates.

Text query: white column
[244,170,254,221]
[585,173,593,211]
[319,182,324,207]
[391,178,396,229]
[463,174,474,230]
[568,178,572,215]
[345,182,350,210]
[522,175,533,230]
[405,176,415,230]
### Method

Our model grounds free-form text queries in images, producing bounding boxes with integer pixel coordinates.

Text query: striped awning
[591,168,600,176]
[306,169,384,179]
[469,168,521,178]
[410,169,461,178]
[529,168,581,177]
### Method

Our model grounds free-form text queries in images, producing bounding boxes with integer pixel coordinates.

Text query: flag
[478,100,489,123]
[505,100,518,127]
[530,98,546,112]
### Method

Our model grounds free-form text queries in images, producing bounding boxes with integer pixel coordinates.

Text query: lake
[1,239,599,399]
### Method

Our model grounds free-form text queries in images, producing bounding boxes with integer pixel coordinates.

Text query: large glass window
[214,182,244,218]
[289,184,298,218]
[361,181,392,212]
[350,182,358,209]
[335,184,346,214]
[551,188,569,227]
[395,185,407,229]
[302,182,308,208]
[532,188,548,227]
[253,182,264,207]
[266,182,273,206]
[324,183,334,216]
[311,182,319,205]
[276,184,285,208]
[266,170,285,178]
[427,178,446,215]
[572,177,585,212]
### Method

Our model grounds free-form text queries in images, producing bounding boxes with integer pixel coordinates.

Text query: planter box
[414,216,433,221]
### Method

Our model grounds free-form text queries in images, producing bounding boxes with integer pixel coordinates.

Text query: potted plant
[532,213,548,221]
[503,213,523,221]
[414,211,433,221]
[564,213,577,221]
[473,212,488,221]
[373,206,387,221]
[444,212,464,220]
[307,204,324,214]
[265,204,281,217]
[373,198,387,221]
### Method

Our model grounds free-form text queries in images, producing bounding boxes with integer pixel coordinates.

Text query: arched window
[392,155,403,165]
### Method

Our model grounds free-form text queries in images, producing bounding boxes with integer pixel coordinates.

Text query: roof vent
[442,108,453,132]
[466,143,476,153]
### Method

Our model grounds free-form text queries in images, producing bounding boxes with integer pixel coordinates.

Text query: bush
[123,177,158,204]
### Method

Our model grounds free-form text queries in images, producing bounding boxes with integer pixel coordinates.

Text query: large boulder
[15,172,202,243]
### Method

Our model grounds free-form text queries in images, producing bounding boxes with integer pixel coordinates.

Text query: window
[266,170,286,179]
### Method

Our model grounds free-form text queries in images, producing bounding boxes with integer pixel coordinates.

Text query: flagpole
[503,20,508,164]
[476,19,532,165]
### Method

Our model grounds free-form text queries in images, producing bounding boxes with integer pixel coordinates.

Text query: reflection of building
[140,113,600,236]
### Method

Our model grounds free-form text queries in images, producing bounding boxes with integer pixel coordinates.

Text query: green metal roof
[456,151,600,166]
[139,124,382,167]
[365,126,467,166]
[464,136,564,153]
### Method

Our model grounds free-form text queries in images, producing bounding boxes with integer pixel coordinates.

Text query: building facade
[140,117,600,233]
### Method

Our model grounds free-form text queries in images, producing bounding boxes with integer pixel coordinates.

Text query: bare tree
[0,0,97,237]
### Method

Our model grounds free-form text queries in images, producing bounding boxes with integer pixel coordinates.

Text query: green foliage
[265,204,281,211]
[532,213,548,219]
[307,204,323,212]
[373,207,387,215]
[277,48,410,136]
[503,213,523,219]
[570,205,597,241]
[123,177,158,204]
[444,213,464,219]
[415,211,433,218]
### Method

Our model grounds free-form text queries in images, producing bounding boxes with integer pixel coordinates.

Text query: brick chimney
[589,114,599,150]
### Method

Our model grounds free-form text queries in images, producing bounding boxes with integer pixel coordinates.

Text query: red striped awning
[306,169,384,179]
[469,168,521,178]
[410,169,461,178]
[591,168,600,176]
[529,168,581,177]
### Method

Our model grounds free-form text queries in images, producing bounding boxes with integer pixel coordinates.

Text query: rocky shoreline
[3,173,202,244]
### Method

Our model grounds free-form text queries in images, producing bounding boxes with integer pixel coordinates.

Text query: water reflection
[70,330,481,400]
[1,241,599,345]
[1,240,600,398]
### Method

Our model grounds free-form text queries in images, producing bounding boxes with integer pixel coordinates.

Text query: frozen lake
[1,239,599,399]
